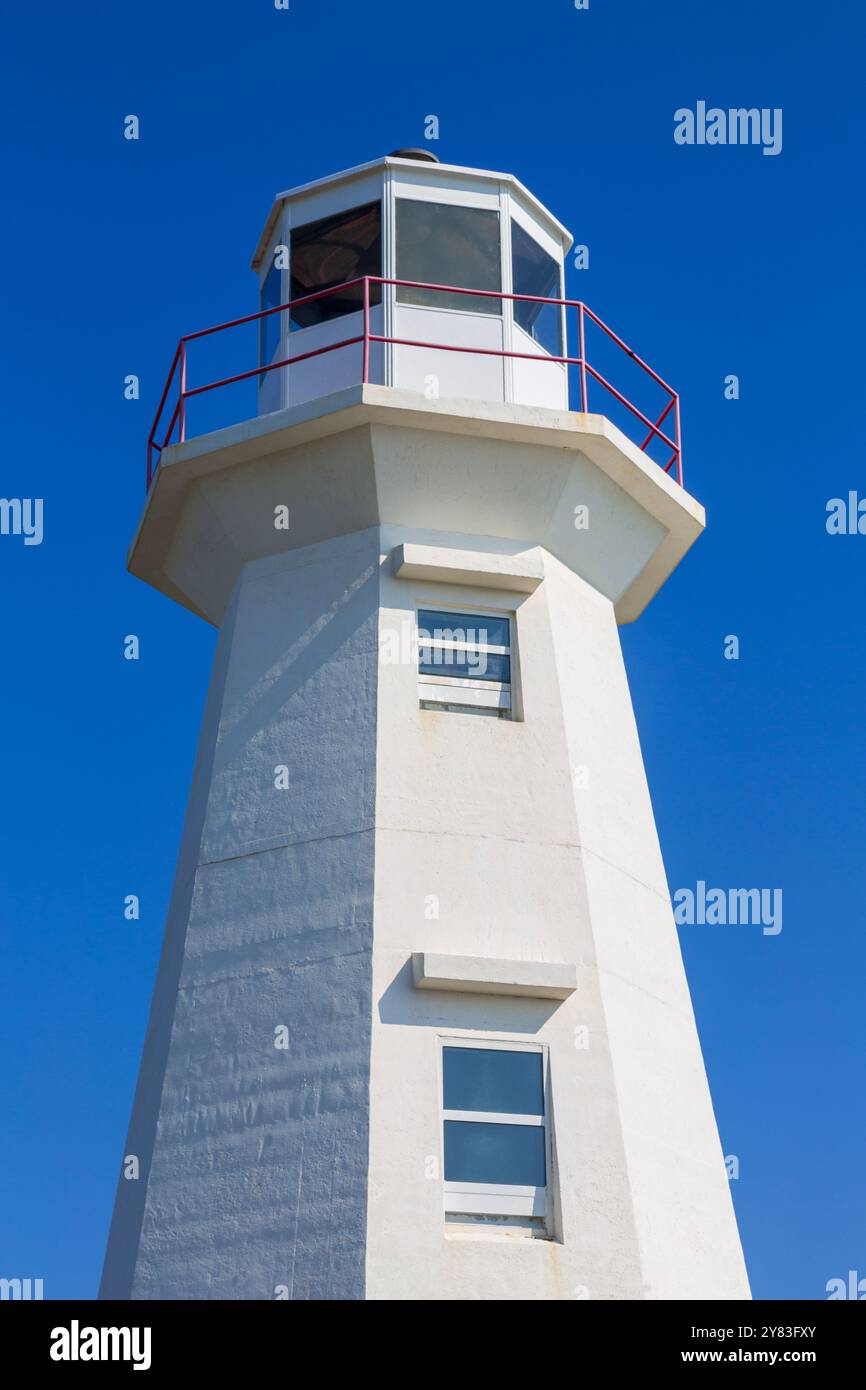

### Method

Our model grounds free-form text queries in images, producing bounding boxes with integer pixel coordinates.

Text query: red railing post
[674,394,683,486]
[179,340,187,443]
[362,277,371,385]
[578,302,588,412]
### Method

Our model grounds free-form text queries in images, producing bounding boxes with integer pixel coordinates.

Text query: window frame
[416,604,513,714]
[439,1037,551,1221]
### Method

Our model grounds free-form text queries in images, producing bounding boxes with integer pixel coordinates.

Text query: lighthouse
[101,152,750,1301]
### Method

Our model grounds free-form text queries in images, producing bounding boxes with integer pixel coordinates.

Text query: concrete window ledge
[391,543,543,593]
[411,952,576,1000]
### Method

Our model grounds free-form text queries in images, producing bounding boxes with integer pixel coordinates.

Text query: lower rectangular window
[441,1042,549,1221]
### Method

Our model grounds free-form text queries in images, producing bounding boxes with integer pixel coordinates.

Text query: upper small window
[511,220,563,357]
[290,202,382,330]
[396,200,502,316]
[442,1044,548,1221]
[259,260,282,372]
[417,608,512,716]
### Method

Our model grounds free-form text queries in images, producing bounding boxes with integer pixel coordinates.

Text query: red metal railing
[147,277,683,489]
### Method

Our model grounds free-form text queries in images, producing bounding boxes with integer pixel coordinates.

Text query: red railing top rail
[147,276,683,490]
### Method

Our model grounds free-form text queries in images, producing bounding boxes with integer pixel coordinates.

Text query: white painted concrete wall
[364,528,749,1300]
[102,530,381,1300]
[113,393,743,1301]
[544,552,748,1298]
[106,516,748,1300]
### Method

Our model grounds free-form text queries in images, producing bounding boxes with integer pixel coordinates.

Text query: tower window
[441,1042,549,1221]
[289,201,382,330]
[511,220,563,358]
[417,607,512,716]
[396,200,502,316]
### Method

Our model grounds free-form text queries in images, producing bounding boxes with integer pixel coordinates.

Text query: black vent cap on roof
[389,147,440,163]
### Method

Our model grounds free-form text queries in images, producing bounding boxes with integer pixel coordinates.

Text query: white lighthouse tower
[101,152,750,1301]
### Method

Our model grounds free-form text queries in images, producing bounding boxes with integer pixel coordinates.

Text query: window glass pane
[511,220,563,357]
[443,1047,543,1116]
[290,202,381,330]
[259,262,282,369]
[418,649,511,684]
[417,610,510,650]
[396,200,501,315]
[444,1120,546,1186]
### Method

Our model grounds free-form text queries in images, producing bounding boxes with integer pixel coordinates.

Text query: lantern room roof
[251,155,574,273]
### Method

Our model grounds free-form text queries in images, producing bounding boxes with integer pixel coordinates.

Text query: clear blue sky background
[1,0,863,1300]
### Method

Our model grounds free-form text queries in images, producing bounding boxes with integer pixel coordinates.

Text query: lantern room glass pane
[290,202,382,330]
[443,1047,543,1116]
[511,220,563,357]
[444,1121,547,1186]
[396,200,502,315]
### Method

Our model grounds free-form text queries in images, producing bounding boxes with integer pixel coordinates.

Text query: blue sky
[1,0,863,1299]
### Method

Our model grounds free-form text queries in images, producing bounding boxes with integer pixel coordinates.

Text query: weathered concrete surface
[101,529,379,1299]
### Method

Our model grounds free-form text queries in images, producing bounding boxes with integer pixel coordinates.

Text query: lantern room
[250,151,573,416]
